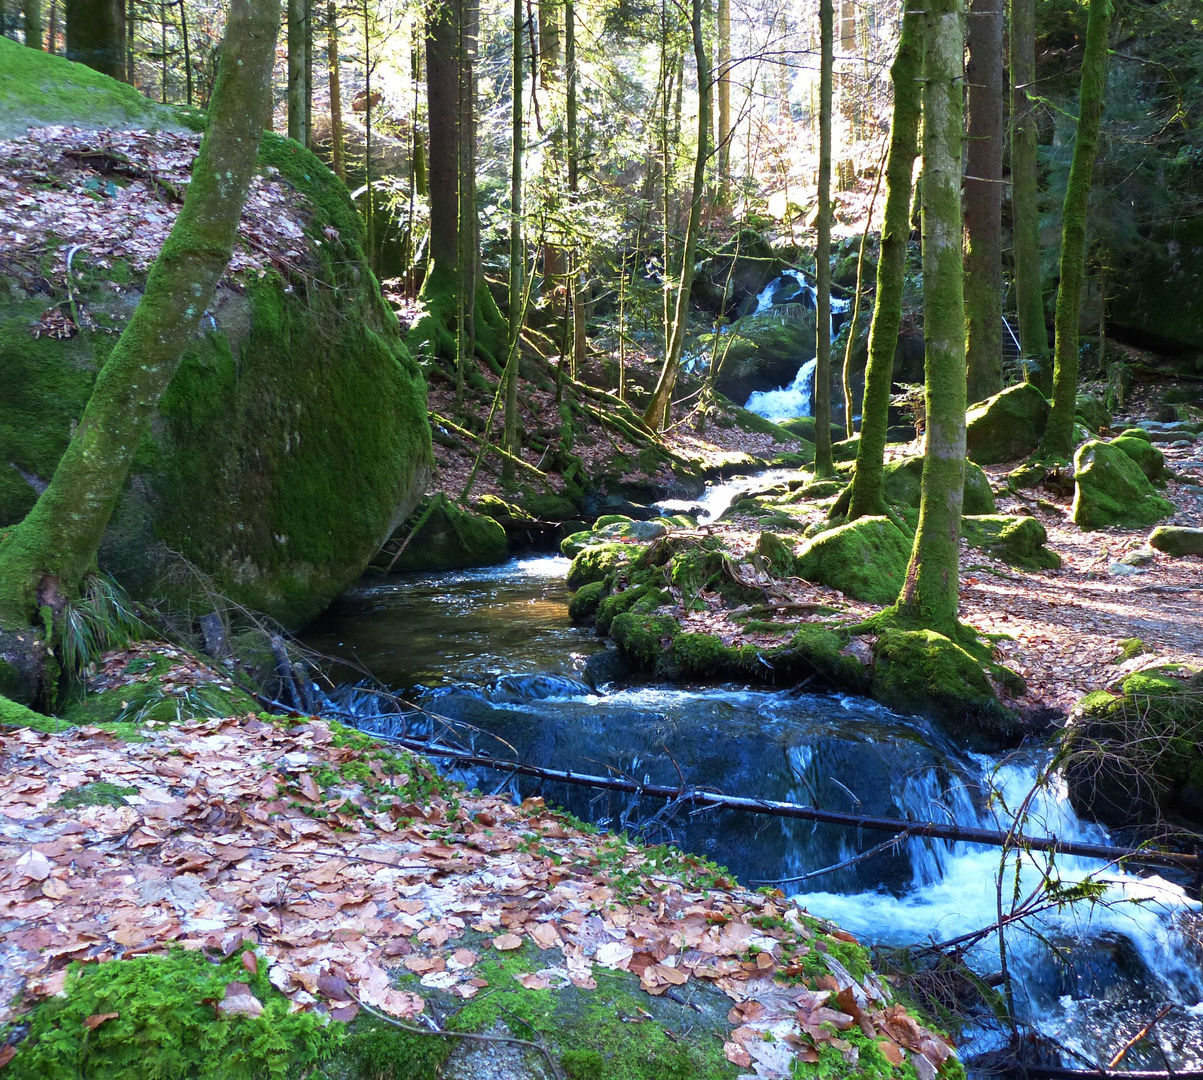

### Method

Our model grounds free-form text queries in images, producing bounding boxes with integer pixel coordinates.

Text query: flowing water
[304,524,1203,1068]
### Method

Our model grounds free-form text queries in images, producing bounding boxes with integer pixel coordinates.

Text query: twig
[1108,1004,1174,1069]
[749,830,909,886]
[350,995,568,1080]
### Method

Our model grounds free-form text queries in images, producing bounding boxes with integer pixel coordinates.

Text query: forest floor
[0,712,956,1079]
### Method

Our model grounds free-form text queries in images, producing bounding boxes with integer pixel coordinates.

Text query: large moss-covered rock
[1063,668,1203,828]
[566,543,635,590]
[383,498,507,573]
[794,517,911,605]
[961,515,1061,570]
[0,46,432,629]
[1075,393,1111,434]
[1148,526,1203,557]
[869,629,1019,743]
[1108,435,1166,483]
[1071,441,1175,530]
[707,315,817,403]
[965,382,1049,464]
[882,456,996,515]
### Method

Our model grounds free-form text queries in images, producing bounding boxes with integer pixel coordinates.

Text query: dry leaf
[84,1012,119,1030]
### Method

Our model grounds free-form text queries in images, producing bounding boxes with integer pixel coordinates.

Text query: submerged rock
[965,383,1049,464]
[1071,441,1176,530]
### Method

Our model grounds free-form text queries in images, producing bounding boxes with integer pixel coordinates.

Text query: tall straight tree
[813,0,835,478]
[964,0,1003,403]
[287,0,309,144]
[0,0,279,702]
[1038,0,1112,460]
[643,0,709,431]
[1010,0,1049,391]
[327,0,345,178]
[23,0,42,47]
[715,0,731,206]
[839,0,922,521]
[65,0,124,78]
[502,0,523,482]
[894,0,966,634]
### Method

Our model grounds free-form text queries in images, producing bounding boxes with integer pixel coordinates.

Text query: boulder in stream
[383,497,508,573]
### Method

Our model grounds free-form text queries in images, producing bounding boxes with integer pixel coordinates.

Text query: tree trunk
[288,0,308,144]
[813,0,835,478]
[179,0,192,104]
[328,0,345,179]
[0,0,279,697]
[964,0,1003,403]
[565,0,585,376]
[1010,0,1048,391]
[642,0,709,431]
[23,0,42,47]
[1038,0,1112,461]
[716,0,730,206]
[426,0,460,277]
[894,0,965,634]
[65,0,125,79]
[362,0,374,268]
[537,0,559,87]
[47,0,57,51]
[843,0,921,521]
[502,0,524,483]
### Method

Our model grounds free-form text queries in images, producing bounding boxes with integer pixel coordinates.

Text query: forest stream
[304,476,1203,1072]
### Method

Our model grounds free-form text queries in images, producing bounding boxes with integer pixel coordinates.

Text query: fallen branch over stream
[368,732,1203,874]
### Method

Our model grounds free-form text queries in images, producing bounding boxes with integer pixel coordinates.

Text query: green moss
[960,515,1061,570]
[337,1014,449,1080]
[777,418,846,444]
[567,543,636,590]
[794,516,912,605]
[0,691,66,731]
[611,612,681,669]
[383,497,508,573]
[755,531,796,577]
[595,583,667,636]
[1074,393,1111,434]
[5,949,334,1080]
[965,382,1050,465]
[1108,435,1166,483]
[1115,637,1147,662]
[569,579,606,622]
[782,624,870,688]
[882,456,996,514]
[520,491,581,521]
[0,36,196,139]
[869,628,1018,741]
[1115,427,1152,442]
[56,780,138,808]
[1071,440,1175,530]
[1148,526,1203,557]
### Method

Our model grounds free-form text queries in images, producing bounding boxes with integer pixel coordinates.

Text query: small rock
[1119,548,1155,567]
[1107,561,1146,576]
[1148,525,1203,557]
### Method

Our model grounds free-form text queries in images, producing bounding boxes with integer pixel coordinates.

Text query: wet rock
[1148,526,1203,557]
[1071,441,1176,530]
[582,647,631,689]
[965,382,1050,464]
[566,543,636,590]
[707,316,817,404]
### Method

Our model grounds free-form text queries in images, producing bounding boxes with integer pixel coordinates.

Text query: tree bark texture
[537,0,559,87]
[964,0,1003,403]
[0,0,280,629]
[843,0,922,521]
[1038,0,1112,461]
[642,0,709,431]
[426,0,461,275]
[716,0,730,206]
[1010,0,1048,391]
[895,0,966,634]
[502,0,524,480]
[23,0,42,47]
[814,0,835,478]
[328,0,344,179]
[65,0,125,79]
[287,0,309,145]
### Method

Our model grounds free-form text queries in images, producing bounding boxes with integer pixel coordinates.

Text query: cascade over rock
[0,42,432,629]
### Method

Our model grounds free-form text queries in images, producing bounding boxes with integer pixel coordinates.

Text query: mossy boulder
[1108,435,1166,483]
[1116,427,1152,442]
[384,498,508,573]
[0,47,432,629]
[1062,668,1203,827]
[777,417,846,444]
[1071,441,1175,530]
[1075,393,1111,434]
[566,543,635,590]
[568,580,606,621]
[1148,526,1203,557]
[961,515,1061,570]
[869,629,1019,742]
[561,519,668,558]
[610,612,681,669]
[755,531,796,577]
[882,457,996,515]
[965,382,1050,464]
[794,516,911,605]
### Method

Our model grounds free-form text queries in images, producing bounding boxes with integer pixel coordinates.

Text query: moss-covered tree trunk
[502,0,523,482]
[894,0,965,634]
[1009,0,1049,392]
[0,0,280,697]
[813,0,835,478]
[841,0,922,521]
[964,0,1003,403]
[1038,0,1112,461]
[23,0,42,47]
[64,0,124,78]
[643,0,709,431]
